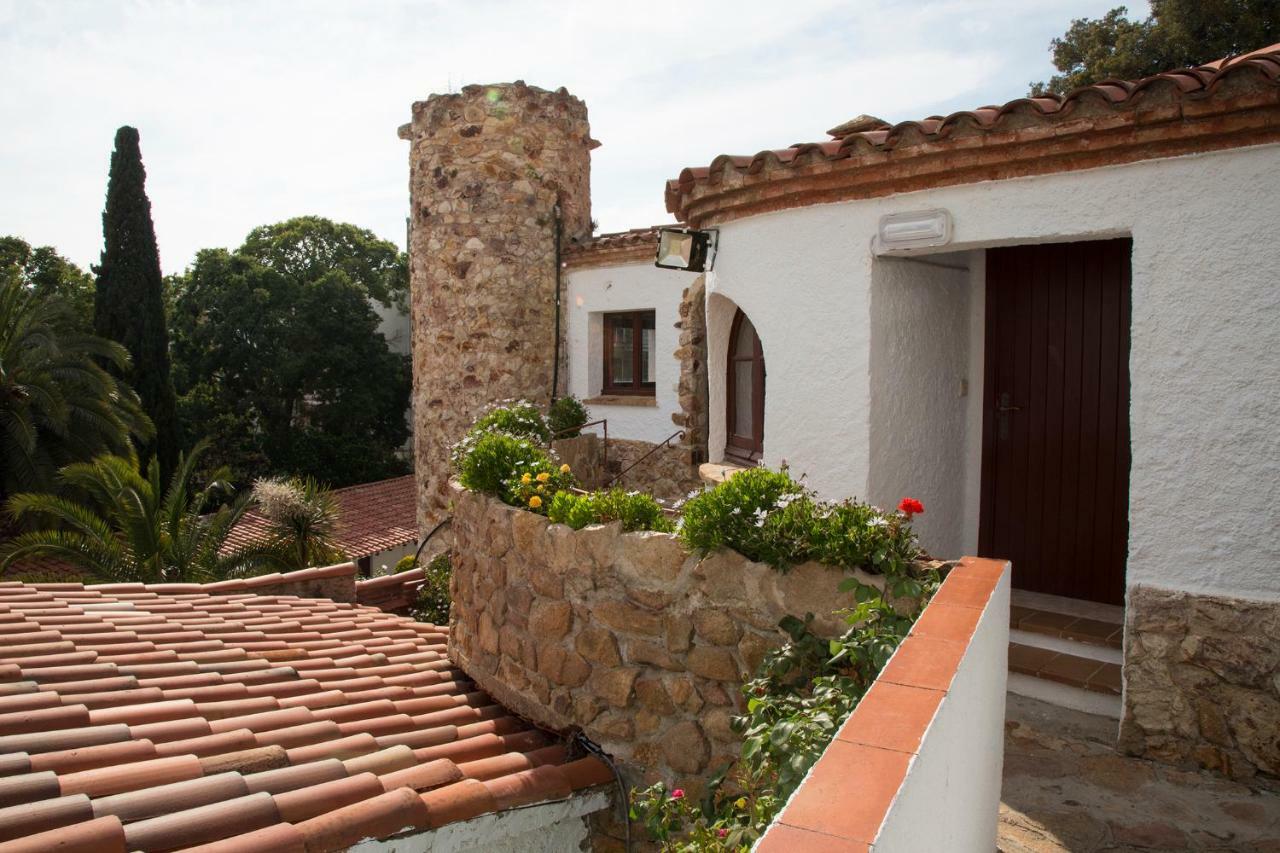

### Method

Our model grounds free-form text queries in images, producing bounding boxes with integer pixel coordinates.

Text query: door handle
[996,392,1021,413]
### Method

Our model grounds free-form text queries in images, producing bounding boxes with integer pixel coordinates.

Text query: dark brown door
[979,239,1131,605]
[726,309,765,463]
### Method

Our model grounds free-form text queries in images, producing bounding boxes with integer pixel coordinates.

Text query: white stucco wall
[374,299,412,355]
[867,254,971,558]
[705,143,1280,599]
[872,566,1010,852]
[565,261,697,442]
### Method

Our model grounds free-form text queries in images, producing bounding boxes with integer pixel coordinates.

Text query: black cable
[574,732,631,853]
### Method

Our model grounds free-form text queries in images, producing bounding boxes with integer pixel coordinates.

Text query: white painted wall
[352,790,608,853]
[374,299,412,354]
[565,261,697,442]
[867,254,971,558]
[872,567,1010,852]
[705,143,1280,599]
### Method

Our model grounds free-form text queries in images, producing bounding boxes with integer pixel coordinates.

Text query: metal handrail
[605,429,686,488]
[550,418,608,473]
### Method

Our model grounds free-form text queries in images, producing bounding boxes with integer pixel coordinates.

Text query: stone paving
[999,693,1280,852]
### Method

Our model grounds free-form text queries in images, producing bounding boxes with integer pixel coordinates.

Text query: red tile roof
[225,476,418,562]
[0,575,611,852]
[665,45,1280,226]
[563,227,665,269]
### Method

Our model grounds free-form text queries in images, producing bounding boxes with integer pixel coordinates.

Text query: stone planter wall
[1119,585,1280,780]
[446,482,887,793]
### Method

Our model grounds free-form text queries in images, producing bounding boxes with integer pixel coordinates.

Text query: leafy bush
[408,552,452,626]
[547,395,589,438]
[547,488,675,533]
[454,431,553,497]
[678,466,918,575]
[393,554,416,573]
[470,400,551,444]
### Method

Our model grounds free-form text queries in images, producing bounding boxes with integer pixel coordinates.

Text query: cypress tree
[94,126,179,476]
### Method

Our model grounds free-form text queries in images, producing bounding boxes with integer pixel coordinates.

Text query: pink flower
[671,788,685,800]
[897,497,924,517]
[718,828,729,838]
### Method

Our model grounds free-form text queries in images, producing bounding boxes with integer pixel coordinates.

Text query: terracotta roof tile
[665,44,1280,225]
[223,475,417,562]
[0,578,602,850]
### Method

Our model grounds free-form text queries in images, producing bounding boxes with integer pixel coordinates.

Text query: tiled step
[1008,642,1122,696]
[1010,605,1123,650]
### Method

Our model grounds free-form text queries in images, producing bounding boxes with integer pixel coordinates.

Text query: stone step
[1008,642,1122,696]
[1010,604,1123,650]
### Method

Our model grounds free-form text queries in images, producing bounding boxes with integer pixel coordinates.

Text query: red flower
[671,788,685,800]
[898,497,924,516]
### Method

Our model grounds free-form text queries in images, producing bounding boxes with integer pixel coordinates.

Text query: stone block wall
[672,275,709,465]
[402,82,596,530]
[598,438,703,504]
[447,482,890,803]
[1119,585,1280,780]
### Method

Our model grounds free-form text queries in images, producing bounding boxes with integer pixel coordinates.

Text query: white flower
[867,516,888,528]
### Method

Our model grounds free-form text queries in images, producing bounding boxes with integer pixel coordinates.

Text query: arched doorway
[726,309,765,463]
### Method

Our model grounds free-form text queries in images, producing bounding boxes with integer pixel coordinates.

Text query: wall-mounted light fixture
[655,227,718,273]
[873,209,953,255]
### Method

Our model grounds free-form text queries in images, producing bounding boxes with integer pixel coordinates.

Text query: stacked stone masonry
[1119,585,1280,780]
[446,483,892,806]
[403,82,596,529]
[672,275,710,466]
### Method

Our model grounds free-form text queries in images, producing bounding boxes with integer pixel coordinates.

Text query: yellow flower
[536,471,550,483]
[560,463,571,473]
[735,797,748,810]
[528,495,542,509]
[520,473,532,484]
[536,484,545,492]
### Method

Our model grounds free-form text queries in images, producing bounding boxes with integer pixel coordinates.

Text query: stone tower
[400,82,595,527]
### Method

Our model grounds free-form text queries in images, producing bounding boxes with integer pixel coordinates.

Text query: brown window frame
[602,311,657,396]
[725,308,765,463]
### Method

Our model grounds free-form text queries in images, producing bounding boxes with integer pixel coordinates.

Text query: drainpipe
[550,203,563,402]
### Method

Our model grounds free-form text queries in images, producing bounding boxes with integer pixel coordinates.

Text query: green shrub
[409,552,452,626]
[678,466,918,574]
[455,431,553,497]
[393,554,417,573]
[548,488,675,533]
[470,400,550,444]
[547,395,589,438]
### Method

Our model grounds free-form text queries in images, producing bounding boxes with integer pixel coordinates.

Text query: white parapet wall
[872,564,1010,851]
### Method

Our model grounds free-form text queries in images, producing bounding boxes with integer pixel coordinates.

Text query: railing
[551,418,609,473]
[605,429,685,488]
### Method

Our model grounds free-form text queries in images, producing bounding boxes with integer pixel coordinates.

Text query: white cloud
[0,0,1124,273]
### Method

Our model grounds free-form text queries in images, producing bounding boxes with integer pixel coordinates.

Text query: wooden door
[979,239,1131,605]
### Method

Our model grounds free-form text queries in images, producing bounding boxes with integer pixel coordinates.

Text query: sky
[0,0,1137,276]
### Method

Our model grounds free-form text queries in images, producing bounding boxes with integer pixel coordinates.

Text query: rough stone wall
[403,82,595,529]
[672,275,709,466]
[602,438,703,505]
[447,483,890,807]
[1120,585,1280,780]
[550,434,605,490]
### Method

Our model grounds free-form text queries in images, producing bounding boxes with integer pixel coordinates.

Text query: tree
[94,126,179,476]
[1031,1,1280,95]
[170,219,411,487]
[0,237,95,329]
[0,441,273,583]
[251,476,345,571]
[0,273,152,507]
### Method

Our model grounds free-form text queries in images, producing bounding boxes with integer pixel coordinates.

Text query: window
[603,311,656,395]
[726,309,764,462]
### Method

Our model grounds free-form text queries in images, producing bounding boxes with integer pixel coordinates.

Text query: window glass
[734,315,757,359]
[611,323,633,385]
[641,326,654,384]
[733,361,754,436]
